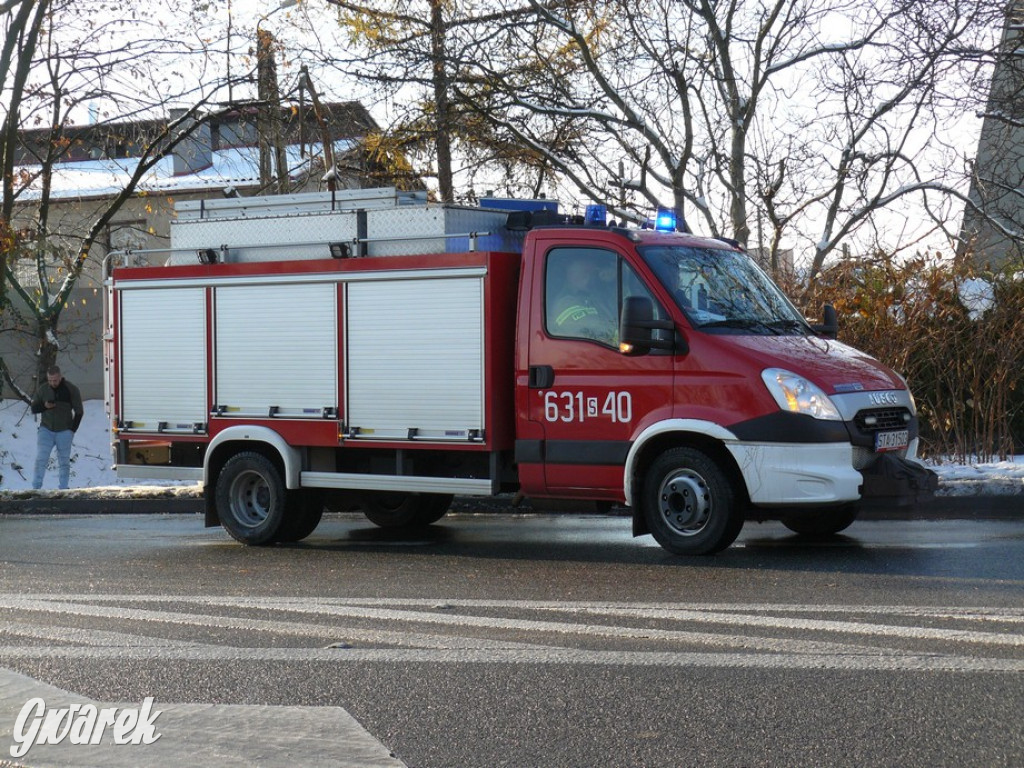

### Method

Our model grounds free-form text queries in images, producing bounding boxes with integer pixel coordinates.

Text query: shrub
[803,253,1024,463]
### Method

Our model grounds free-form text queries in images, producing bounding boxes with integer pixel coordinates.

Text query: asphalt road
[0,511,1022,767]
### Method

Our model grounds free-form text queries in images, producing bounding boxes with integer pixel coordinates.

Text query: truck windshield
[638,245,809,335]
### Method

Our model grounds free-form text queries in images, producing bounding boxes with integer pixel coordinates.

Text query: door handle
[528,365,555,389]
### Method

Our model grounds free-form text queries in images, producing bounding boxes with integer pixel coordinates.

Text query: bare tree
[769,0,1005,280]
[1,0,49,315]
[321,0,545,202]
[464,0,1005,282]
[0,0,249,397]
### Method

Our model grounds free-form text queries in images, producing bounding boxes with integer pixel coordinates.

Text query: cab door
[522,237,675,497]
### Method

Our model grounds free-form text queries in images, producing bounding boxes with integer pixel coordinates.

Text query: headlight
[761,368,842,421]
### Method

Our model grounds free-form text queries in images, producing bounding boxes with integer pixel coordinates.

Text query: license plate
[875,429,909,452]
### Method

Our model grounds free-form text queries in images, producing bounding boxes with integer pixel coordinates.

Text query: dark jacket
[31,378,84,433]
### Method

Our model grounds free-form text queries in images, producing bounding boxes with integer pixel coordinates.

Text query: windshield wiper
[766,319,810,335]
[699,318,780,334]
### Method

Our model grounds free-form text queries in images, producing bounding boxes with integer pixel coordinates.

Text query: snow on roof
[11,140,356,202]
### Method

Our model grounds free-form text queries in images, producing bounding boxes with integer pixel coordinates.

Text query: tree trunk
[729,123,750,247]
[35,315,58,387]
[430,0,454,203]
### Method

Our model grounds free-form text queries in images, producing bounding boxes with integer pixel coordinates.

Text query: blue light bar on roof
[654,206,677,232]
[585,204,607,226]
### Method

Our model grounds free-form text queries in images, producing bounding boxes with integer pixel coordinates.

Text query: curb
[858,494,1022,521]
[0,497,204,515]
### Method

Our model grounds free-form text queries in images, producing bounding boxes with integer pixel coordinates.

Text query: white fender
[623,419,738,507]
[205,426,303,488]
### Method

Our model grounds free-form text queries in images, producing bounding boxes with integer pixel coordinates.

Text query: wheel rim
[657,469,712,537]
[228,469,274,529]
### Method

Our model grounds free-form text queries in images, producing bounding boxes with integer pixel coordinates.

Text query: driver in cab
[551,256,618,344]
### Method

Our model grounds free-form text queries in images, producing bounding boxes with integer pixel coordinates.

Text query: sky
[31,0,994,268]
[1,399,1022,498]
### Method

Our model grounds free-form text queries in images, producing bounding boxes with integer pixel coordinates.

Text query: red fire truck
[104,188,931,554]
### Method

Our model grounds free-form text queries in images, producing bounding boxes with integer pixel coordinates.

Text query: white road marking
[0,599,552,652]
[1,594,1021,673]
[0,597,941,657]
[23,594,1020,622]
[0,621,217,649]
[0,646,1022,672]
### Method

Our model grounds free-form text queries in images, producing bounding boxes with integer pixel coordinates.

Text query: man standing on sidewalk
[30,365,84,490]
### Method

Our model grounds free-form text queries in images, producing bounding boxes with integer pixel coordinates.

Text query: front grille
[854,407,911,432]
[852,446,875,469]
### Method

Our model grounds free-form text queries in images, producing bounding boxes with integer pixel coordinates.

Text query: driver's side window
[544,248,661,347]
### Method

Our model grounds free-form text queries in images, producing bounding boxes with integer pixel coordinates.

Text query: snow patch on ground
[1,399,199,499]
[2,399,1022,500]
[924,457,1024,496]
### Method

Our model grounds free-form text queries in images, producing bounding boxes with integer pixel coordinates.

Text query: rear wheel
[359,492,453,528]
[417,493,454,525]
[643,447,743,555]
[275,490,324,543]
[215,452,287,545]
[782,504,860,537]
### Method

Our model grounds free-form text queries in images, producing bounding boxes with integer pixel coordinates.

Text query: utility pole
[256,28,290,194]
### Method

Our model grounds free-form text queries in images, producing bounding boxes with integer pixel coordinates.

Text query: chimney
[169,108,213,176]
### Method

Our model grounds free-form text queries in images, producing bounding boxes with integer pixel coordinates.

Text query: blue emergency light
[585,204,607,226]
[654,206,677,232]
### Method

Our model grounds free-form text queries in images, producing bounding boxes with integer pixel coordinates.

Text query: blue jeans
[33,427,74,490]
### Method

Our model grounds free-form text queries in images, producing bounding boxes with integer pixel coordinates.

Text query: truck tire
[418,493,454,525]
[782,504,859,537]
[643,447,743,555]
[275,490,325,543]
[359,492,453,528]
[215,452,288,545]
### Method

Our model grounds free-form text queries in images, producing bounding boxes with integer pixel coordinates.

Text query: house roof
[11,102,376,164]
[10,140,358,203]
[7,101,378,204]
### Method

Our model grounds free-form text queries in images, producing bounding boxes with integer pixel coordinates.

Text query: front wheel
[642,447,743,555]
[215,452,287,545]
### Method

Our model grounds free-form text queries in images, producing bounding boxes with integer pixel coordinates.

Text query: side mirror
[812,303,839,339]
[619,296,676,355]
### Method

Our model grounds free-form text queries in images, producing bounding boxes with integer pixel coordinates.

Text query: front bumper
[727,438,937,510]
[727,441,863,506]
